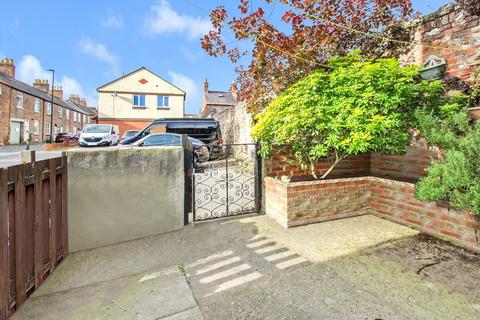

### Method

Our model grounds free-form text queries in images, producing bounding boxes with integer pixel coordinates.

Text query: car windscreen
[144,135,181,146]
[125,131,139,137]
[83,125,111,133]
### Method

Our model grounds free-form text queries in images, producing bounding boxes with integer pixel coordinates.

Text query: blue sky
[0,0,451,114]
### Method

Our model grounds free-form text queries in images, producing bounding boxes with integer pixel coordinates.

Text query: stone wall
[67,147,185,252]
[233,101,253,144]
[265,176,480,253]
[402,2,480,80]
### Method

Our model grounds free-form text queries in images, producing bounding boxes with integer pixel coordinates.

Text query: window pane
[144,135,178,146]
[164,96,169,107]
[157,95,163,107]
[140,95,145,106]
[133,95,139,106]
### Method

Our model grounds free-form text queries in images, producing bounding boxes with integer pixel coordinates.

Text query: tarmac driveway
[12,215,480,320]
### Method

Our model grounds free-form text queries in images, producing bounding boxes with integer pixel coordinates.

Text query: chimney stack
[0,58,15,78]
[69,94,87,107]
[33,79,50,93]
[203,78,209,93]
[52,86,63,99]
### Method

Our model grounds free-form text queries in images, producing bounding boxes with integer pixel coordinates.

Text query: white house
[97,67,186,135]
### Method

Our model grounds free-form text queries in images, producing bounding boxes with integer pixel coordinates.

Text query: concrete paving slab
[12,266,203,320]
[11,214,480,320]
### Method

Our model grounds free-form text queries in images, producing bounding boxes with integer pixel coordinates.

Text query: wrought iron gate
[192,143,260,221]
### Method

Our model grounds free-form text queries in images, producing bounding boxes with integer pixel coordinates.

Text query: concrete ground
[12,215,480,320]
[0,144,45,154]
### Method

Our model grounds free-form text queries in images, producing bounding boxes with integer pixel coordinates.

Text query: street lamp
[47,69,55,143]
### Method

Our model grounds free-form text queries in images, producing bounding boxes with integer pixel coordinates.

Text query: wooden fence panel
[14,164,27,307]
[0,169,8,320]
[0,154,68,319]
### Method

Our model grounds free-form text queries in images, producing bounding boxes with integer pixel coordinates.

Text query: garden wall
[264,146,370,180]
[370,178,480,253]
[67,147,185,252]
[265,176,480,253]
[402,2,480,80]
[265,144,438,182]
[265,177,370,228]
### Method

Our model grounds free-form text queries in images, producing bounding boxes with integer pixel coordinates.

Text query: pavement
[11,214,480,320]
[0,144,45,154]
[0,144,64,168]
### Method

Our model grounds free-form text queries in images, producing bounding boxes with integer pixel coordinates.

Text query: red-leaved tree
[201,0,414,113]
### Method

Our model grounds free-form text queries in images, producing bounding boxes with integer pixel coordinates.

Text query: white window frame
[33,120,39,135]
[16,92,24,109]
[46,123,51,135]
[47,103,52,116]
[34,98,41,113]
[66,109,70,120]
[57,106,62,118]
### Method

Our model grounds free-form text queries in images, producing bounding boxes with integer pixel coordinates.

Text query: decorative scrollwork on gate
[193,144,258,221]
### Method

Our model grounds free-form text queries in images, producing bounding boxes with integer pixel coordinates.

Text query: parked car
[54,132,78,143]
[119,118,222,146]
[132,133,210,164]
[79,124,120,147]
[120,130,140,141]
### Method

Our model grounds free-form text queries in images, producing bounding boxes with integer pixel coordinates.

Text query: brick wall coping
[265,175,416,188]
[264,176,371,187]
[420,3,457,23]
[265,175,475,217]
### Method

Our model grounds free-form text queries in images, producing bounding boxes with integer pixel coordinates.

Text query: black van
[119,118,222,146]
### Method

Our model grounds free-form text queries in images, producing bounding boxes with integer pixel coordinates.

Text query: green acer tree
[252,52,442,178]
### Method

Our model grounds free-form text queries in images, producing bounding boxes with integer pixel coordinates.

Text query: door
[9,121,22,144]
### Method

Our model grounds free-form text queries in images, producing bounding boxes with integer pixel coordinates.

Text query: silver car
[132,133,210,164]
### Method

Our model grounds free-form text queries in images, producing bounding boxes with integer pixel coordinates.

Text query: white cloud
[142,0,211,39]
[16,55,97,106]
[16,55,51,82]
[102,10,124,29]
[168,71,200,114]
[78,37,119,72]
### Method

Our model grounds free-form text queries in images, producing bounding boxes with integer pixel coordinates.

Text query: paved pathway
[0,144,45,154]
[11,215,480,320]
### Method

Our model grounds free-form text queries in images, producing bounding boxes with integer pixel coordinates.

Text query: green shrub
[252,52,442,178]
[415,110,480,215]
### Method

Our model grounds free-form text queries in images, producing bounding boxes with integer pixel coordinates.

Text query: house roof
[0,72,93,116]
[205,90,237,106]
[96,67,186,94]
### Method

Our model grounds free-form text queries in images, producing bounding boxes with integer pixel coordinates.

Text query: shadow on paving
[11,215,480,320]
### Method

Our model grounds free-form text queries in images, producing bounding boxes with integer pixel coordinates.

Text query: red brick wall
[370,146,440,182]
[265,175,480,253]
[265,145,437,182]
[402,3,480,80]
[0,83,11,144]
[370,178,480,253]
[265,177,371,228]
[264,146,371,180]
[0,85,46,144]
[98,119,152,137]
[0,81,91,144]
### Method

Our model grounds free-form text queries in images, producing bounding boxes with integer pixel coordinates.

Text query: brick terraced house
[0,58,95,145]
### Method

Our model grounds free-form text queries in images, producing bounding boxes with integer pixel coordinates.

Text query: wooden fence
[0,154,68,319]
